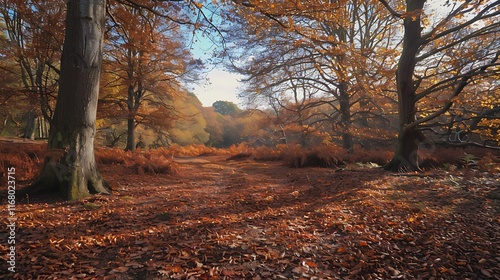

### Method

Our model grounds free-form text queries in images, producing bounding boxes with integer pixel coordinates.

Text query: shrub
[284,144,346,168]
[0,141,45,181]
[181,144,218,156]
[95,148,128,164]
[95,146,179,175]
[166,144,218,157]
[225,143,253,156]
[253,145,286,161]
[137,149,180,175]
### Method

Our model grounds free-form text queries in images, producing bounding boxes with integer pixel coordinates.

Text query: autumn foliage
[1,139,499,279]
[1,0,499,277]
[2,139,499,184]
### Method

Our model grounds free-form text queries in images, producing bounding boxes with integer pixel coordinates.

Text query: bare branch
[377,0,403,18]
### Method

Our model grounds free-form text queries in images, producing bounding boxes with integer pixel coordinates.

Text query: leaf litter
[1,153,499,279]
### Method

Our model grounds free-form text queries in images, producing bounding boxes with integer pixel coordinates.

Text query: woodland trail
[2,152,500,279]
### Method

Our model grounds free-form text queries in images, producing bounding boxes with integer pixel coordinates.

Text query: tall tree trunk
[331,25,354,153]
[125,116,136,151]
[22,109,36,140]
[124,44,140,151]
[20,0,110,200]
[384,0,425,171]
[125,82,137,151]
[339,81,353,153]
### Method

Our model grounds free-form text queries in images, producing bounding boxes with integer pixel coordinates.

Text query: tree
[202,106,225,146]
[380,0,500,171]
[213,100,241,116]
[161,91,208,146]
[100,0,202,151]
[0,18,20,135]
[0,0,64,139]
[225,0,398,151]
[17,0,212,199]
[20,0,111,200]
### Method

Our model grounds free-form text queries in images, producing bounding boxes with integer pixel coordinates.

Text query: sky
[191,67,244,107]
[187,19,245,108]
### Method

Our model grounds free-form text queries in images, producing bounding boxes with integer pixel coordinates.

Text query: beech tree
[20,0,110,200]
[225,0,398,150]
[0,0,64,139]
[100,1,198,151]
[379,0,500,171]
[18,0,209,199]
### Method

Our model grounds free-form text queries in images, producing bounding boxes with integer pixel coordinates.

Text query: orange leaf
[359,241,369,247]
[305,261,318,268]
[113,266,129,273]
[337,246,348,253]
[165,265,183,273]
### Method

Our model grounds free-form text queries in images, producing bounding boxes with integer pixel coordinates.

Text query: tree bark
[20,0,110,200]
[338,81,353,153]
[125,82,138,151]
[384,0,425,171]
[22,109,36,140]
[124,46,140,151]
[385,126,423,171]
[125,116,136,151]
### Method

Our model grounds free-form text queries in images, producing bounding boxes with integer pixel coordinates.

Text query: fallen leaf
[112,266,129,273]
[337,246,348,253]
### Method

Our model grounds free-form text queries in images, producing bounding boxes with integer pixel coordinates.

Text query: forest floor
[1,140,500,279]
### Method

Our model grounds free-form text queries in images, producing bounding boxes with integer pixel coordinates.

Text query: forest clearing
[1,0,500,279]
[1,139,499,279]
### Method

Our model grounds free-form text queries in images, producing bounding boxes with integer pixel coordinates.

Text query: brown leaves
[2,141,499,279]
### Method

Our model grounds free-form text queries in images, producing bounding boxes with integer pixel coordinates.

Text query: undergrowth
[1,139,498,183]
[0,141,46,181]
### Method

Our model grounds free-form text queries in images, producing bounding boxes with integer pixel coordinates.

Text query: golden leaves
[193,2,204,9]
[401,9,423,21]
